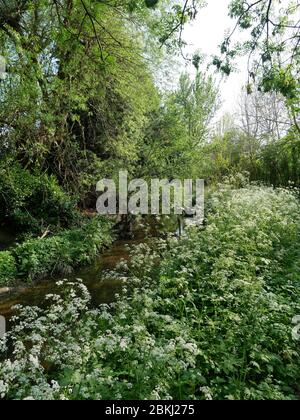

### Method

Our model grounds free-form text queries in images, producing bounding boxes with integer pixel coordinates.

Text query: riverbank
[0,238,136,322]
[0,215,181,321]
[1,186,299,400]
[0,216,114,287]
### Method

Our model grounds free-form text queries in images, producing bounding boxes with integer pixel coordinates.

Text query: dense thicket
[0,1,214,206]
[0,1,159,189]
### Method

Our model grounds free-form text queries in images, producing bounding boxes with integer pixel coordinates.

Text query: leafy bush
[0,187,299,400]
[0,251,17,285]
[12,217,113,281]
[0,161,78,233]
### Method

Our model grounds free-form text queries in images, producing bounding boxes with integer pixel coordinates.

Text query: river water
[0,239,138,323]
[0,216,181,325]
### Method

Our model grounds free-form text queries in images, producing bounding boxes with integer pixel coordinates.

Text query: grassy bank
[0,217,114,285]
[0,186,300,400]
[0,162,114,285]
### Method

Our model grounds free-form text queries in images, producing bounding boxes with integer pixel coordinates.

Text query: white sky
[182,0,249,115]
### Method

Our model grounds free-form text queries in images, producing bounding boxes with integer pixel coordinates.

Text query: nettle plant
[0,186,300,400]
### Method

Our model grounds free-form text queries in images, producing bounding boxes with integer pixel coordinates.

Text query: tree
[214,0,300,130]
[170,72,219,147]
[0,1,163,190]
[137,70,219,180]
[237,88,292,142]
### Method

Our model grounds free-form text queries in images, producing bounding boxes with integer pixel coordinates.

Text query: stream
[0,239,135,323]
[0,216,183,329]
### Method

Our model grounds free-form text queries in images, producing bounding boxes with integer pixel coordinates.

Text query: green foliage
[1,186,299,399]
[0,0,299,401]
[137,71,219,180]
[258,132,300,187]
[11,217,113,281]
[0,251,17,285]
[0,161,78,233]
[261,66,299,101]
[0,1,152,187]
[205,122,300,187]
[215,0,300,117]
[173,72,219,147]
[145,0,159,8]
[0,0,196,193]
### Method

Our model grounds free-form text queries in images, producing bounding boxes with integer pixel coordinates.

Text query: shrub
[0,251,17,285]
[12,217,113,281]
[0,160,78,233]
